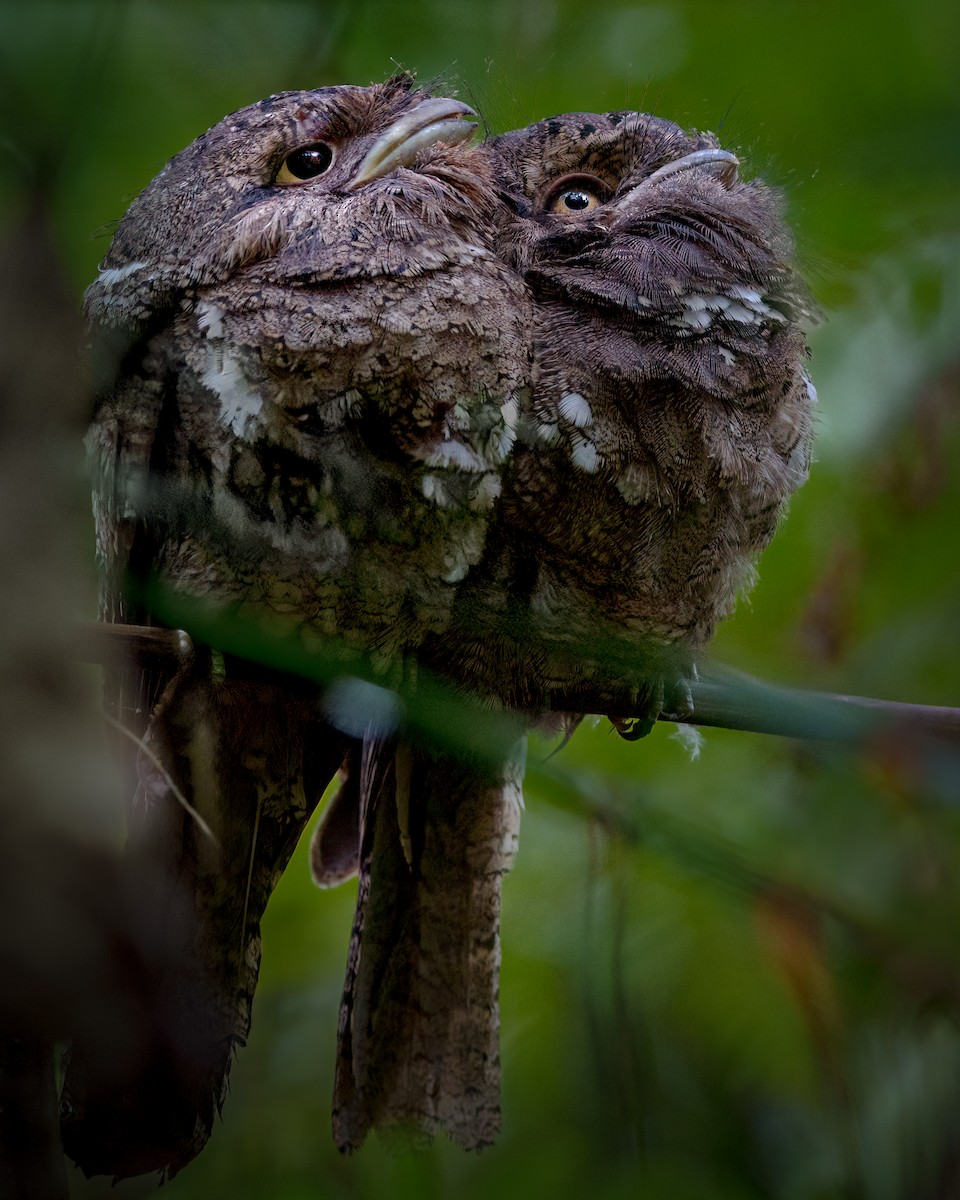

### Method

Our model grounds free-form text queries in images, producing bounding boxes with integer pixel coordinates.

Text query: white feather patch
[425,440,488,472]
[500,395,519,430]
[96,261,149,288]
[442,560,469,583]
[557,391,593,428]
[670,724,704,760]
[571,438,599,472]
[202,349,263,437]
[537,422,560,445]
[470,473,502,511]
[421,473,450,506]
[678,307,715,331]
[196,301,225,339]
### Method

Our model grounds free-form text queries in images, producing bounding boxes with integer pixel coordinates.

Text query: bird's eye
[275,142,335,185]
[541,173,609,216]
[552,189,598,213]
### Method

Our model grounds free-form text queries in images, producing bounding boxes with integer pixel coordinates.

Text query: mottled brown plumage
[434,111,815,714]
[315,107,815,1156]
[70,88,814,1178]
[315,107,815,1158]
[68,75,529,1178]
[86,79,526,654]
[329,734,523,1152]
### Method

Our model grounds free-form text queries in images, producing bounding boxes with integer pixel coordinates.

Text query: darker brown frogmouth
[431,110,814,720]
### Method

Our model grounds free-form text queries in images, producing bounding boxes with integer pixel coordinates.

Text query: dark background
[2,2,959,1197]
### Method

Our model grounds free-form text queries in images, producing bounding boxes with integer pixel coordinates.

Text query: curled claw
[609,713,658,741]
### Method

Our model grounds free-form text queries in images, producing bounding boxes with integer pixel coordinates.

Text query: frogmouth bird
[430,110,814,727]
[69,75,528,1178]
[71,87,814,1180]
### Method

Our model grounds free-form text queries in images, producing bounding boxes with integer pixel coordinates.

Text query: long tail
[332,732,523,1152]
[60,660,345,1180]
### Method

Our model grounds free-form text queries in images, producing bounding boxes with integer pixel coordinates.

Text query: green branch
[78,615,960,749]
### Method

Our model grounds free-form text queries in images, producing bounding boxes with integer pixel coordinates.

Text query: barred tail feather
[333,735,523,1151]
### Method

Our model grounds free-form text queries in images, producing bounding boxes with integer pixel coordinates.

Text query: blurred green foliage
[2,1,959,1197]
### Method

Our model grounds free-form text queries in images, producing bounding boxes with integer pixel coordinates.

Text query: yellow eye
[275,142,334,185]
[542,173,609,215]
[549,187,601,214]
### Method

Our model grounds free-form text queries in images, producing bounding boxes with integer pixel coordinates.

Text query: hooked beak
[348,97,478,189]
[646,148,740,189]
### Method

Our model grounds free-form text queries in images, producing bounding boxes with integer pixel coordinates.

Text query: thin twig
[78,621,195,670]
[667,667,960,744]
[79,621,960,746]
[101,711,216,841]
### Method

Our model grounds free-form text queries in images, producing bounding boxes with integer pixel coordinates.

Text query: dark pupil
[287,144,332,179]
[562,190,592,210]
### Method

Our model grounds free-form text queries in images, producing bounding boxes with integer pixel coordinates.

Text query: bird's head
[85,76,495,329]
[489,110,797,320]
